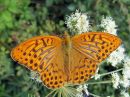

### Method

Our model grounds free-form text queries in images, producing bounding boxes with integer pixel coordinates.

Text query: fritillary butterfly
[11,32,121,89]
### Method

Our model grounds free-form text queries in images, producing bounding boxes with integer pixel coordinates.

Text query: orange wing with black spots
[11,32,122,89]
[69,32,121,84]
[11,36,66,88]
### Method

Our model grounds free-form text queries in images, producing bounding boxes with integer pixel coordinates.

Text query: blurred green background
[0,0,130,97]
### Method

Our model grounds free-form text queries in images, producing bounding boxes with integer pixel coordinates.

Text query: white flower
[121,91,130,97]
[111,73,120,89]
[93,67,101,80]
[120,57,130,88]
[100,17,117,35]
[76,93,83,97]
[123,57,130,79]
[30,71,42,83]
[65,10,90,34]
[76,84,89,97]
[94,74,101,80]
[107,46,125,67]
[120,76,130,88]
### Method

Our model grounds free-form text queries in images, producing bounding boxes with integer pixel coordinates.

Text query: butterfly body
[11,32,121,89]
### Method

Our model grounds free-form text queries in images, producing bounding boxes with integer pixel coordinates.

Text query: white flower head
[76,84,89,97]
[121,91,130,97]
[120,76,130,88]
[123,56,130,79]
[100,16,117,35]
[94,74,101,80]
[65,10,90,34]
[30,71,42,83]
[111,73,120,89]
[120,57,130,88]
[107,45,125,67]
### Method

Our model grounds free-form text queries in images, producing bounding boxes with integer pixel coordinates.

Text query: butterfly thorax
[63,32,71,49]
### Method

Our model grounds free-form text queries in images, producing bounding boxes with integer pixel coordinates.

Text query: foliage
[0,0,130,97]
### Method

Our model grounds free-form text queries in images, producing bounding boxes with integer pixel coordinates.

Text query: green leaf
[1,11,12,23]
[8,0,19,13]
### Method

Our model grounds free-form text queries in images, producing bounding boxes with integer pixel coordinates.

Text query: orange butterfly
[11,32,121,89]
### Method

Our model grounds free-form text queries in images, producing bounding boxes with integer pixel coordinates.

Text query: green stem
[89,92,101,97]
[45,89,57,97]
[52,91,58,97]
[99,68,123,77]
[87,80,112,85]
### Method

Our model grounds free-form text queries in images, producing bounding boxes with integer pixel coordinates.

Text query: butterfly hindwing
[11,36,66,88]
[70,32,121,84]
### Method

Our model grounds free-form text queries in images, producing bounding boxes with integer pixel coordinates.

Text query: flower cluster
[100,17,130,96]
[107,46,125,67]
[30,71,42,83]
[30,11,130,97]
[121,57,130,88]
[121,91,130,97]
[76,84,89,97]
[111,73,120,89]
[65,11,130,97]
[100,17,117,35]
[65,10,90,34]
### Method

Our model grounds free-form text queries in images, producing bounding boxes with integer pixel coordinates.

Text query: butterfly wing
[11,36,66,88]
[69,32,121,84]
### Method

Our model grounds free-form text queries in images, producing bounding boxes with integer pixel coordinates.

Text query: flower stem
[87,80,112,85]
[45,89,57,97]
[99,68,123,77]
[89,92,101,97]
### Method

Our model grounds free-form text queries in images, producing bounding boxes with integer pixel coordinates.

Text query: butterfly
[11,32,121,89]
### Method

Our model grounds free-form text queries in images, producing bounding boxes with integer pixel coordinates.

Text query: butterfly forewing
[11,36,66,88]
[70,32,121,84]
